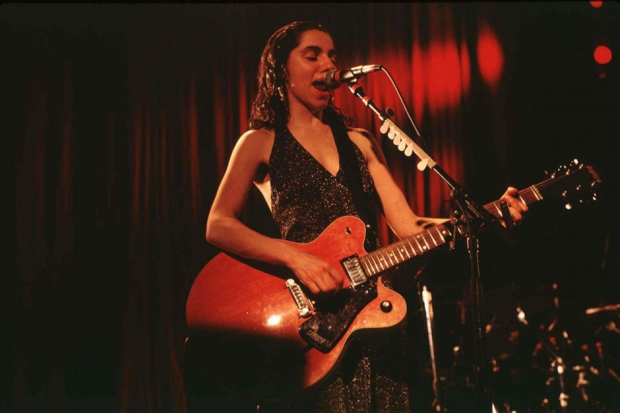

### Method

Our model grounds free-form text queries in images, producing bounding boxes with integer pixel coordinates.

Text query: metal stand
[347,82,516,412]
[421,284,446,412]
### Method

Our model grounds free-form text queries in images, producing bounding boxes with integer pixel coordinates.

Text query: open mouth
[312,81,329,92]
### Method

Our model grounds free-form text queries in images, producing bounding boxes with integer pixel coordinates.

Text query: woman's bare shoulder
[235,128,275,160]
[239,128,275,144]
[347,127,381,152]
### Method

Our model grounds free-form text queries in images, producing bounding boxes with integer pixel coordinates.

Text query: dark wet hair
[248,20,352,131]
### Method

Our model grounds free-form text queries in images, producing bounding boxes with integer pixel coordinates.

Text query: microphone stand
[348,83,515,411]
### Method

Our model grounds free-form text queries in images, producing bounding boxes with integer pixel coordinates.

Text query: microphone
[324,64,382,89]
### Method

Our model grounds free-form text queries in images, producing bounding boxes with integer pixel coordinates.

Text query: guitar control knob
[380,300,393,313]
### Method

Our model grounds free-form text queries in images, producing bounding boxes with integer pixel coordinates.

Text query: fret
[530,185,543,201]
[427,228,438,247]
[381,248,392,267]
[386,245,397,263]
[372,256,382,274]
[361,257,373,277]
[365,252,377,273]
[527,190,537,203]
[394,244,405,261]
[427,230,438,247]
[413,235,424,254]
[382,250,392,268]
[418,233,430,251]
[395,244,406,262]
[372,251,383,270]
[485,188,538,216]
[405,238,418,256]
[434,226,447,243]
[358,225,452,280]
[518,187,536,205]
[376,250,388,271]
[370,253,382,272]
[399,242,411,259]
[424,233,432,250]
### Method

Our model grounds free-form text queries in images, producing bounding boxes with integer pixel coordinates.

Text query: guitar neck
[360,224,451,278]
[358,163,601,280]
[483,185,543,219]
[357,188,539,278]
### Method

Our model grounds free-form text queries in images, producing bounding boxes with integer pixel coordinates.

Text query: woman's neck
[287,99,327,128]
[288,114,326,132]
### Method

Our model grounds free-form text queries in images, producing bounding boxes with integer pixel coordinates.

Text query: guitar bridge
[341,254,367,289]
[285,279,314,318]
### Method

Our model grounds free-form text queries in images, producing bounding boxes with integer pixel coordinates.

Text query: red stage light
[590,1,603,8]
[477,21,504,92]
[594,45,612,65]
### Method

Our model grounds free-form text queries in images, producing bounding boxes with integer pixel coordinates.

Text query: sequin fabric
[266,126,413,413]
[269,126,379,244]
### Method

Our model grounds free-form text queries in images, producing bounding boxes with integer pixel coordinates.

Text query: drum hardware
[421,284,449,412]
[606,321,620,334]
[586,303,620,315]
[516,306,528,325]
[423,280,620,412]
[487,281,617,413]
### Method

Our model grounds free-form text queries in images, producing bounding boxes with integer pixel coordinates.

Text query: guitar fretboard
[357,164,599,279]
[360,224,451,277]
[484,185,543,219]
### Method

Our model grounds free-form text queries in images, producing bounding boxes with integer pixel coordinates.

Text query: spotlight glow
[594,45,612,65]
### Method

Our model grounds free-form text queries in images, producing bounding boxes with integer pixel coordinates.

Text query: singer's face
[285,29,337,115]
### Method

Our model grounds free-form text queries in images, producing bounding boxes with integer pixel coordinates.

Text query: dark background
[2,3,619,412]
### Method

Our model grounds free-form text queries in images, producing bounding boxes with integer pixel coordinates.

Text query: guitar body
[186,216,407,400]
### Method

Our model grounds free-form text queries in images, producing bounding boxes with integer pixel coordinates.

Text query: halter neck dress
[266,126,412,413]
[269,126,379,245]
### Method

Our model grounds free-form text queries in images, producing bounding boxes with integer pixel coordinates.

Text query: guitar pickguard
[299,280,378,353]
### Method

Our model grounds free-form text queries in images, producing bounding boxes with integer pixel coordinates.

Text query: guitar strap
[329,118,380,252]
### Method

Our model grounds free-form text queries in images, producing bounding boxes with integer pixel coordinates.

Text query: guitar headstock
[542,159,603,210]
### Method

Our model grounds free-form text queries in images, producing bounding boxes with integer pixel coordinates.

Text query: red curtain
[4,4,495,412]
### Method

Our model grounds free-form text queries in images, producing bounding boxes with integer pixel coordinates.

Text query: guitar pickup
[340,255,367,289]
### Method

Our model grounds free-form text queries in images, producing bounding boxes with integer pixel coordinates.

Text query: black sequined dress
[266,125,414,413]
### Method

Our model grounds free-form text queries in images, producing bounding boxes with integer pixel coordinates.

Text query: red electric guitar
[185,161,602,401]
